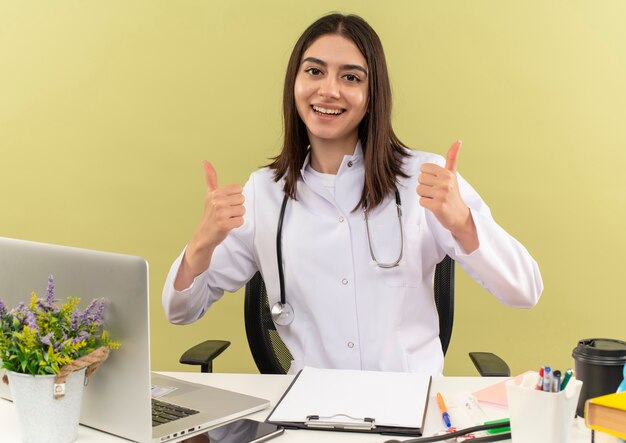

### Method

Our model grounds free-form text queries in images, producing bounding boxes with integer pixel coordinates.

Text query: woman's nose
[318,76,340,99]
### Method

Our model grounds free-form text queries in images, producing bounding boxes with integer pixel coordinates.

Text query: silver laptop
[0,237,270,443]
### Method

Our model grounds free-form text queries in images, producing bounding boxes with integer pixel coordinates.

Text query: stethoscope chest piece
[271,301,295,326]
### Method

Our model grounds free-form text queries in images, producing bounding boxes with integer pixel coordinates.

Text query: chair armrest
[469,352,511,377]
[179,340,231,373]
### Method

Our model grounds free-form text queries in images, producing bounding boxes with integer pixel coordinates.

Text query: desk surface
[0,372,592,443]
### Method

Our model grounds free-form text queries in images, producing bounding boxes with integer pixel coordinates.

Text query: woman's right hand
[174,161,245,290]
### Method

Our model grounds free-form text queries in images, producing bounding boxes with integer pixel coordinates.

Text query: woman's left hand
[416,140,479,252]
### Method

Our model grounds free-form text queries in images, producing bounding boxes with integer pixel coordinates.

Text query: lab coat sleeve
[426,172,543,308]
[162,175,259,324]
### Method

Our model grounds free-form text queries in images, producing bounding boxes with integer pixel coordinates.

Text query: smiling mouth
[312,105,344,116]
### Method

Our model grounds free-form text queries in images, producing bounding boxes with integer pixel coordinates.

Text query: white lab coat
[163,143,543,375]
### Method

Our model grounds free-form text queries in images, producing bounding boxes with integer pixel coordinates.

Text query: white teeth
[312,105,343,115]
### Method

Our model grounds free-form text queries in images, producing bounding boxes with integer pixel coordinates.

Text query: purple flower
[72,330,91,344]
[11,302,38,330]
[0,299,6,318]
[71,310,85,331]
[37,275,59,313]
[40,332,53,347]
[25,311,38,331]
[46,275,55,302]
[70,299,106,331]
[82,298,106,326]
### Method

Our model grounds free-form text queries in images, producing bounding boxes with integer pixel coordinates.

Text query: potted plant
[0,275,119,443]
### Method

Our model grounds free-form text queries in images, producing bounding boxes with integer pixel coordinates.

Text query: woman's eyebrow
[301,57,368,76]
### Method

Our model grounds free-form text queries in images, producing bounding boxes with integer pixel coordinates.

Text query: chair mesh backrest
[244,273,293,374]
[434,255,455,355]
[244,256,455,374]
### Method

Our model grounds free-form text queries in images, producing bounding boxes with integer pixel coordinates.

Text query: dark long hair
[269,13,409,211]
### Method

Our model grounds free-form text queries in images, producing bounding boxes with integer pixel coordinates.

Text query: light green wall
[1,0,625,376]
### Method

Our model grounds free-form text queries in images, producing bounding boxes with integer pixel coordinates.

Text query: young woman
[162,13,543,376]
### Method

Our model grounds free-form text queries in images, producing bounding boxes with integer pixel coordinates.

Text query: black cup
[572,338,626,417]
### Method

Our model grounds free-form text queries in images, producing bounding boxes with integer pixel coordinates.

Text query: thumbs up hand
[177,161,246,286]
[196,160,246,249]
[417,141,478,252]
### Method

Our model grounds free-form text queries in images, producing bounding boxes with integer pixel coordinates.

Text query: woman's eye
[344,74,361,82]
[305,67,323,76]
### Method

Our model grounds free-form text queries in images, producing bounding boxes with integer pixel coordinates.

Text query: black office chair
[179,256,510,376]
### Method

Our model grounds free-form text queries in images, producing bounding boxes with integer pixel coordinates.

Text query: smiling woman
[274,14,407,211]
[294,34,369,173]
[162,12,543,377]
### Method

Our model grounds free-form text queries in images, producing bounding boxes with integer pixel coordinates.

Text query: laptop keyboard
[152,398,200,427]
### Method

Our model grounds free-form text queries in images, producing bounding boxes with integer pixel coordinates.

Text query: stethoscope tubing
[364,190,403,268]
[272,190,403,326]
[276,194,289,305]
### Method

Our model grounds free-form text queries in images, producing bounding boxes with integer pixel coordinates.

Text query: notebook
[0,237,270,442]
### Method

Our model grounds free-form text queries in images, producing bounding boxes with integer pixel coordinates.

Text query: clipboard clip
[305,414,376,430]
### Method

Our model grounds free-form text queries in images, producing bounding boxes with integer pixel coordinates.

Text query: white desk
[0,372,592,443]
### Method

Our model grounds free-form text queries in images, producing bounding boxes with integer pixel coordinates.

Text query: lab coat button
[347,161,353,167]
[347,342,354,348]
[341,278,348,285]
[339,216,344,223]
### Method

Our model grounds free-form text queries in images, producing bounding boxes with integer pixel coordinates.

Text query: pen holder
[505,372,582,443]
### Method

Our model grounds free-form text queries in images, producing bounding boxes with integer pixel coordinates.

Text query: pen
[561,368,573,390]
[485,418,511,434]
[535,367,544,390]
[542,366,552,392]
[436,392,452,428]
[552,370,562,392]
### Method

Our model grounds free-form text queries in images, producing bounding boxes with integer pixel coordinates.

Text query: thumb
[445,140,462,173]
[202,160,219,191]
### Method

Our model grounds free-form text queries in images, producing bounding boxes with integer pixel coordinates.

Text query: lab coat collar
[300,140,363,180]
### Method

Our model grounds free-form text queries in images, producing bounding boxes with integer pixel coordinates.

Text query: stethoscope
[270,190,404,326]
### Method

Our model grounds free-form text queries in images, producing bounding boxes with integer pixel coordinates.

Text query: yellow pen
[436,392,452,428]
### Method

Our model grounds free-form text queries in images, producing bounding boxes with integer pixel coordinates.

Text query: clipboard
[266,366,432,436]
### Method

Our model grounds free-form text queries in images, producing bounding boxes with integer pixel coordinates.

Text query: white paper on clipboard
[267,366,431,429]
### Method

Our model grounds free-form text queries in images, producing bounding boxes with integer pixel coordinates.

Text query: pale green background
[1,0,624,376]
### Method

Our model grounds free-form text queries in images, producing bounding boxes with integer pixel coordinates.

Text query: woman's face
[294,34,369,149]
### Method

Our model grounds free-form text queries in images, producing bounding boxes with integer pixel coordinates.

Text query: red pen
[535,367,544,390]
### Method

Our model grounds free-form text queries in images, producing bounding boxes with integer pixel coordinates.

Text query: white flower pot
[7,368,86,443]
